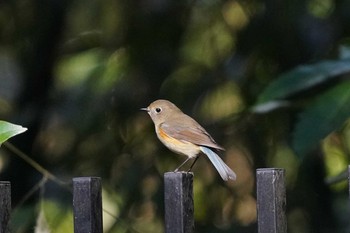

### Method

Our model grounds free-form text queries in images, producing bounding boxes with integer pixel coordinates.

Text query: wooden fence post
[73,177,103,233]
[348,165,350,204]
[256,168,287,233]
[0,181,11,233]
[164,172,194,233]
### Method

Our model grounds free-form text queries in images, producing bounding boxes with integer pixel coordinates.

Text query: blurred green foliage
[0,0,350,232]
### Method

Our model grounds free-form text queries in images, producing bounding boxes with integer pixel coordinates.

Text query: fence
[0,167,347,233]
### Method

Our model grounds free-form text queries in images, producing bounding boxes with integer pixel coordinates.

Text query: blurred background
[1,0,350,232]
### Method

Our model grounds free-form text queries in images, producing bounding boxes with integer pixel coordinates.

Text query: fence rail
[0,166,349,232]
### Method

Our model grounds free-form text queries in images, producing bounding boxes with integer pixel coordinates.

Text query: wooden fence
[0,167,347,233]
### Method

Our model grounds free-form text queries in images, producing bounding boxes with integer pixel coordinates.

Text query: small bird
[141,99,236,181]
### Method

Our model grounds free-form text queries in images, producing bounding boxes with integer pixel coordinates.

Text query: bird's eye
[155,107,162,113]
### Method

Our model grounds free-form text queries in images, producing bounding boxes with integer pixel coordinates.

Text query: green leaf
[256,58,350,105]
[292,81,350,157]
[0,121,27,146]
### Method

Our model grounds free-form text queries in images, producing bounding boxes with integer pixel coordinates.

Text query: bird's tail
[200,146,236,181]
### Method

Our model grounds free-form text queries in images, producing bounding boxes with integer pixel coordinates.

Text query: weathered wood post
[73,177,103,233]
[0,181,11,233]
[348,166,350,206]
[164,172,194,233]
[256,168,287,233]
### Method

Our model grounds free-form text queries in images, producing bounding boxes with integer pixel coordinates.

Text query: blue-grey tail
[200,146,236,181]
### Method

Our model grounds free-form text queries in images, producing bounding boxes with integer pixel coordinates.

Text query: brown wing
[160,117,224,150]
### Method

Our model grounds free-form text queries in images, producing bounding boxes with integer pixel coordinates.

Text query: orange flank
[157,126,200,158]
[158,127,183,145]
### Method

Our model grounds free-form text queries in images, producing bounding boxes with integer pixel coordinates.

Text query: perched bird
[141,99,236,181]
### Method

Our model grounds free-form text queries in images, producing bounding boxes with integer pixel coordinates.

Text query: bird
[141,99,236,181]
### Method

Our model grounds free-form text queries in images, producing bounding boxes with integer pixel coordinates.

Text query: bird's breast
[156,127,200,158]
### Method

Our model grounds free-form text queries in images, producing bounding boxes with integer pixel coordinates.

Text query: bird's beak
[140,107,149,112]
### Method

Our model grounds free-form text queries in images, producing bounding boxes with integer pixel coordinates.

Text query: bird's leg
[174,157,192,172]
[187,156,199,172]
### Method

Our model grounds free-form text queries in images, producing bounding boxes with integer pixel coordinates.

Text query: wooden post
[256,168,287,233]
[348,165,350,206]
[0,182,11,233]
[164,172,194,233]
[73,177,103,233]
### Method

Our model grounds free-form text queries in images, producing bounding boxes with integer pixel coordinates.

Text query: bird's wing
[159,120,224,151]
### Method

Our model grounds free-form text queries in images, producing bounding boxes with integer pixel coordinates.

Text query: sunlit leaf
[292,81,350,157]
[252,100,290,113]
[256,59,350,105]
[322,133,348,190]
[0,121,27,146]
